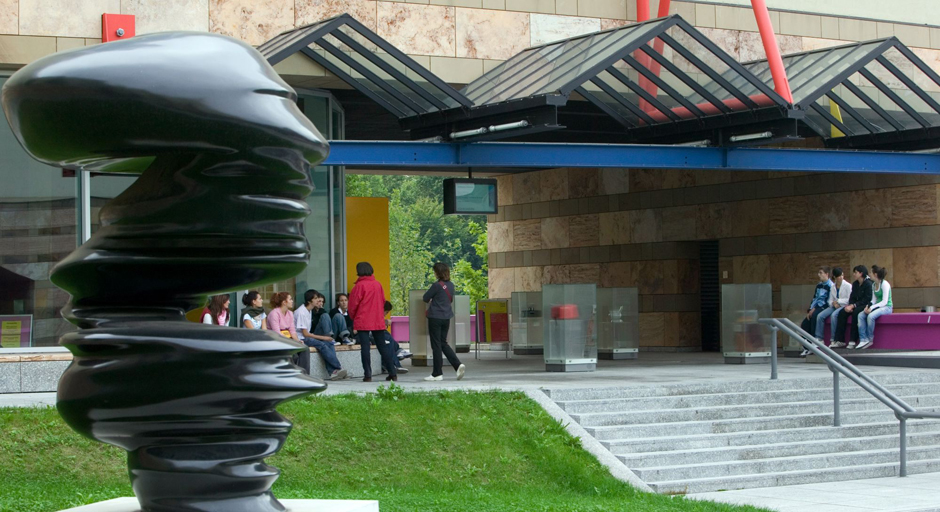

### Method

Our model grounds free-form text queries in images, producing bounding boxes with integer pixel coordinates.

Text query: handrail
[758,316,940,477]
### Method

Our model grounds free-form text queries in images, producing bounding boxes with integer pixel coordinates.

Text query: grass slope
[0,387,767,512]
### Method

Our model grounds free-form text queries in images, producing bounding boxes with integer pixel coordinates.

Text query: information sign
[0,315,33,348]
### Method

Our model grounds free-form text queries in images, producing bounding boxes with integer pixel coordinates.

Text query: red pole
[657,0,671,18]
[635,0,654,112]
[750,0,793,103]
[637,0,650,22]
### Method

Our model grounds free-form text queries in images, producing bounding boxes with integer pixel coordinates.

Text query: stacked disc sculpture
[0,32,329,512]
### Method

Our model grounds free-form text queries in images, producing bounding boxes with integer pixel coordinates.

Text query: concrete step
[605,421,940,455]
[571,394,940,427]
[648,458,940,494]
[618,431,940,467]
[557,383,934,414]
[632,445,940,482]
[543,372,940,402]
[585,408,939,440]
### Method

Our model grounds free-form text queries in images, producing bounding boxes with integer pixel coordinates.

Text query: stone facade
[4,1,940,85]
[487,169,940,350]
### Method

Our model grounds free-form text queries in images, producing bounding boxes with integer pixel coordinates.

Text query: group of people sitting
[197,261,466,384]
[799,264,892,354]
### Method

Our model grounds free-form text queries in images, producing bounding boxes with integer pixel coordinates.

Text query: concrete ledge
[60,497,378,511]
[0,346,383,392]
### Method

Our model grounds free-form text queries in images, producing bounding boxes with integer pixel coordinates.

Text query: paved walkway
[3,351,939,511]
[690,473,940,512]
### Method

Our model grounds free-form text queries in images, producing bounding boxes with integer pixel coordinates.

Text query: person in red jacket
[348,262,398,382]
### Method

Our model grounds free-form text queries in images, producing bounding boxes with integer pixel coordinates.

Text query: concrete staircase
[545,372,940,494]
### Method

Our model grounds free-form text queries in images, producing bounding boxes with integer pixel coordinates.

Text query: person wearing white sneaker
[423,263,466,381]
[831,266,872,351]
[816,267,851,348]
[856,265,892,350]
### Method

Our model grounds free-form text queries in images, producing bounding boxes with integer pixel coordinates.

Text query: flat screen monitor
[443,178,498,215]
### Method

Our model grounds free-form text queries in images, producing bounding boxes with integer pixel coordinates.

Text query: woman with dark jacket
[348,262,398,382]
[422,262,466,382]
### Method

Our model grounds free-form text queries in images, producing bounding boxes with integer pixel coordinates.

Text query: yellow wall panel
[345,197,391,299]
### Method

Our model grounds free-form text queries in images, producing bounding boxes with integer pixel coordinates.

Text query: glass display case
[596,287,639,360]
[542,284,597,372]
[780,284,818,357]
[476,299,511,358]
[409,290,470,365]
[453,295,471,353]
[510,292,543,355]
[409,289,431,367]
[721,284,773,364]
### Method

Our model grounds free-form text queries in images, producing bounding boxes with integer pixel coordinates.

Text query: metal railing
[759,316,940,477]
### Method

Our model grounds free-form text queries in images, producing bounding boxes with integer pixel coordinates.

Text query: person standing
[857,265,892,350]
[348,262,398,382]
[422,262,466,382]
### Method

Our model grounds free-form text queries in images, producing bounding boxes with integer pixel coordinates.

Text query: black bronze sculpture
[1,32,329,512]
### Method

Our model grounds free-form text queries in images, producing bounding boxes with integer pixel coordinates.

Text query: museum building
[3,0,940,357]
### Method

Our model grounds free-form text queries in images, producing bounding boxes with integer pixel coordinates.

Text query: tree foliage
[346,174,488,314]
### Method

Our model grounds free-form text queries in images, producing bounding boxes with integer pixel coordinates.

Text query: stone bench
[821,313,940,350]
[0,345,384,393]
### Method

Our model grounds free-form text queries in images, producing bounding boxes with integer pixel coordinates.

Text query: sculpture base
[60,498,379,512]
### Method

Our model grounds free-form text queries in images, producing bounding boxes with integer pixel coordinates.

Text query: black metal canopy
[259,14,472,119]
[259,13,940,150]
[742,38,940,150]
[459,15,797,144]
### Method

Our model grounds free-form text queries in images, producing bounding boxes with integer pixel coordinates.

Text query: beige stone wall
[486,169,940,350]
[4,1,940,84]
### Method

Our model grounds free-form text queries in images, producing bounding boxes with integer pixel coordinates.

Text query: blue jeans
[303,337,342,374]
[815,306,838,340]
[377,331,402,371]
[858,307,892,343]
[331,313,350,340]
[358,330,397,379]
[313,313,334,338]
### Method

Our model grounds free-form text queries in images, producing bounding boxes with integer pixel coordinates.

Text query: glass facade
[0,74,345,347]
[0,75,76,346]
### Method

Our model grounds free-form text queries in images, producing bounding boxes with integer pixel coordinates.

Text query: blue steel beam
[323,141,940,174]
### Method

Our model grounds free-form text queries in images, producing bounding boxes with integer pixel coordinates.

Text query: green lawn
[0,387,766,512]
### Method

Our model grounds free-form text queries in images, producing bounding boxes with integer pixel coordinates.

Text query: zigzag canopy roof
[460,14,795,141]
[259,14,472,118]
[257,13,940,149]
[741,38,940,149]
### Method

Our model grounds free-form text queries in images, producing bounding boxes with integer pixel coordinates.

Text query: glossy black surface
[1,32,329,512]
